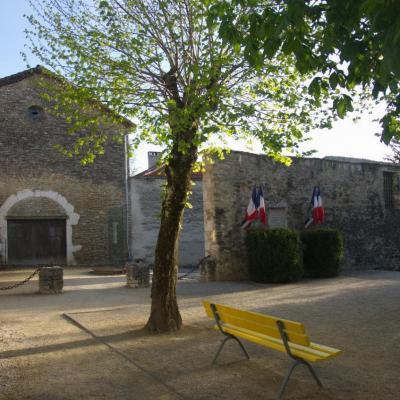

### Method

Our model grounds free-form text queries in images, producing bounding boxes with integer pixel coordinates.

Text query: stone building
[0,66,132,267]
[129,152,205,267]
[3,67,399,274]
[203,151,400,280]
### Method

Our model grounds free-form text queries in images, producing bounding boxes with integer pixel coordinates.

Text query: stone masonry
[126,262,150,288]
[39,266,63,294]
[203,151,400,280]
[0,67,131,267]
[129,174,205,267]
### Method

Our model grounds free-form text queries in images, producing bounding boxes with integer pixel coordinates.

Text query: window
[383,172,394,209]
[27,105,44,120]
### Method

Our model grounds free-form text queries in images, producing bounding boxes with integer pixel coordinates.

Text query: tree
[211,0,400,144]
[26,0,333,332]
[385,139,400,163]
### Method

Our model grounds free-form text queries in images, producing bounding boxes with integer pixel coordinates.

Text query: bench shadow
[0,328,149,359]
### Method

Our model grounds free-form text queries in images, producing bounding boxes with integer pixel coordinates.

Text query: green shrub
[301,229,344,278]
[246,228,303,283]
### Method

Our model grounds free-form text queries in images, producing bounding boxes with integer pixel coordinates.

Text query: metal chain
[178,255,210,280]
[0,268,41,291]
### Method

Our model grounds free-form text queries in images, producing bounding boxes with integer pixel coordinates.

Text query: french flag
[312,186,324,224]
[241,187,267,229]
[305,186,324,228]
[258,187,267,225]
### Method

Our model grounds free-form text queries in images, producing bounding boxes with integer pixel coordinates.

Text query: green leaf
[335,97,347,119]
[329,72,338,90]
[308,77,321,98]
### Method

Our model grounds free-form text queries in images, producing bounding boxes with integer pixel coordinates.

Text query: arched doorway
[0,190,81,266]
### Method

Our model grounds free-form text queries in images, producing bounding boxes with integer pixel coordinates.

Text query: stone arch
[0,189,81,265]
[7,197,67,218]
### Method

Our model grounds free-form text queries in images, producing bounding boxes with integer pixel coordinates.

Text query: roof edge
[223,149,395,167]
[131,164,202,179]
[0,65,46,88]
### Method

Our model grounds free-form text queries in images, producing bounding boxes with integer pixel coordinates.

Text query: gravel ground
[0,269,399,400]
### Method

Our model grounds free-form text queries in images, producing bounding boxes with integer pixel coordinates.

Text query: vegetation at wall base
[246,228,303,284]
[301,229,344,278]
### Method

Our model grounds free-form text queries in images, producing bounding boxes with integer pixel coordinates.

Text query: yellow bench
[203,301,342,399]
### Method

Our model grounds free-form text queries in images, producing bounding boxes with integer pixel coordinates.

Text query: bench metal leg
[212,334,250,365]
[303,359,323,388]
[275,319,323,399]
[277,361,300,399]
[277,359,323,399]
[209,304,249,365]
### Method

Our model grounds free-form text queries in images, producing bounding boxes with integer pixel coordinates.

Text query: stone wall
[0,71,128,266]
[129,176,204,266]
[203,151,400,280]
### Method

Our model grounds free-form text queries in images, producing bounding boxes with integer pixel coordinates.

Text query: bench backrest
[203,301,310,347]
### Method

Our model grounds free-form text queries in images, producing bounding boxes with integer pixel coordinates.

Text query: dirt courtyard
[1,269,399,400]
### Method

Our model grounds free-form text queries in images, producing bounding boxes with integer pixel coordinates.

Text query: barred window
[383,172,394,209]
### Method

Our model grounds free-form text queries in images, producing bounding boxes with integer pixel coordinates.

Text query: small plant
[246,228,303,283]
[301,229,344,278]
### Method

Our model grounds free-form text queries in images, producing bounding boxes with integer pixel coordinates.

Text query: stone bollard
[199,255,217,282]
[126,263,150,288]
[39,266,63,294]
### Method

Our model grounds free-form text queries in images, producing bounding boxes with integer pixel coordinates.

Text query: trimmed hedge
[301,229,344,278]
[246,228,303,283]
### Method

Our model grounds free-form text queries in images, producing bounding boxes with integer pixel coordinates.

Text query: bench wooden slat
[219,325,341,362]
[309,342,342,357]
[212,310,310,346]
[221,326,322,362]
[203,301,305,334]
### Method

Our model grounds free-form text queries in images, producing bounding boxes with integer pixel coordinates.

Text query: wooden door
[7,219,66,265]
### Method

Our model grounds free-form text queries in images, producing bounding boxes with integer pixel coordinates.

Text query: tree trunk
[145,133,197,333]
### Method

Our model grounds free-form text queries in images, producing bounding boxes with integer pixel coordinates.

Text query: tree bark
[145,129,197,332]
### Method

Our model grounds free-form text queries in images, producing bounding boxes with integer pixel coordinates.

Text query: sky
[1,1,394,173]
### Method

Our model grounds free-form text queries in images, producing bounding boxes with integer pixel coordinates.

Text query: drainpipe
[124,134,132,261]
